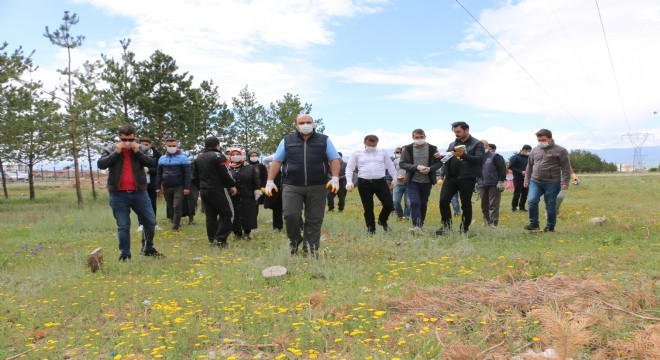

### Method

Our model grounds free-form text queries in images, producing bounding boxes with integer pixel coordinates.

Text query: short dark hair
[165,138,177,143]
[364,134,379,142]
[338,152,343,157]
[412,128,425,137]
[139,137,152,144]
[451,121,469,130]
[204,136,220,148]
[521,144,532,151]
[488,144,496,150]
[118,125,136,136]
[535,129,553,138]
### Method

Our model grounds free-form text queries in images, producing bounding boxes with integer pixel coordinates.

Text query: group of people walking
[98,119,572,261]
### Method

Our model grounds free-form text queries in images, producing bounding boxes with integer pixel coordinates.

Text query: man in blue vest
[264,114,341,257]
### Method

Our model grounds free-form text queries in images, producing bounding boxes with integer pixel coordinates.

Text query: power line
[594,0,631,133]
[454,0,594,136]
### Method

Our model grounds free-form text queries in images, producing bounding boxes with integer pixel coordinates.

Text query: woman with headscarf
[228,148,261,240]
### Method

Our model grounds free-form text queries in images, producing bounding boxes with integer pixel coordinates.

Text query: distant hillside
[500,146,660,169]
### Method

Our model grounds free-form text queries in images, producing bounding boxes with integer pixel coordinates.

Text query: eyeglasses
[120,138,135,142]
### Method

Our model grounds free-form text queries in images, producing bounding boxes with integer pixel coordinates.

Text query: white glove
[345,181,354,192]
[416,165,427,171]
[254,189,262,200]
[265,180,278,196]
[496,181,506,192]
[326,176,340,194]
[419,167,431,174]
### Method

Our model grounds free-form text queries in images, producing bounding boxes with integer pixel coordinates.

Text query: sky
[2,0,659,159]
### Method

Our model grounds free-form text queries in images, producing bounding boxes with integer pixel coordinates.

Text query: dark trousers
[163,185,184,229]
[200,188,234,243]
[327,183,347,211]
[439,177,476,232]
[408,181,433,228]
[357,178,394,231]
[271,199,283,230]
[512,178,528,210]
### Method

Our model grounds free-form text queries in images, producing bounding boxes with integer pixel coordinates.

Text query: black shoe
[327,208,334,212]
[142,248,165,258]
[543,226,555,232]
[118,254,131,261]
[172,226,181,232]
[435,227,448,235]
[524,223,540,231]
[512,208,517,212]
[220,241,228,248]
[519,208,528,212]
[378,220,391,232]
[367,226,376,235]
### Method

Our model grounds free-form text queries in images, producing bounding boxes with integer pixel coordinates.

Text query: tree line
[0,12,323,202]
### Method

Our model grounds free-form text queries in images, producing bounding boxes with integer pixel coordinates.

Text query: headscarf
[228,148,244,168]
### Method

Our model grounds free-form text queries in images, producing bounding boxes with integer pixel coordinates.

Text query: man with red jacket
[98,125,164,261]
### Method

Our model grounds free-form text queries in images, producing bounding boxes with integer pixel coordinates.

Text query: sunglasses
[120,138,135,142]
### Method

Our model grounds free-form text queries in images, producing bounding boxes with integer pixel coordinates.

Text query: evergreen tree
[228,85,266,152]
[43,11,86,205]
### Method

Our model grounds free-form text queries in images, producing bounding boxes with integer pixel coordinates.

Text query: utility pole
[622,112,655,172]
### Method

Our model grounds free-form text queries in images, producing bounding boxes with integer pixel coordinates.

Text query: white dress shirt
[346,148,398,181]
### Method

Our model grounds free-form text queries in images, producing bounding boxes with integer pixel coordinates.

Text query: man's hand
[115,142,123,153]
[389,183,395,190]
[433,152,444,159]
[156,187,161,194]
[523,181,529,188]
[254,189,262,200]
[183,189,190,196]
[416,165,427,172]
[265,180,278,196]
[326,176,340,194]
[561,184,569,190]
[229,187,238,196]
[419,167,430,175]
[130,142,140,153]
[522,171,526,176]
[496,181,506,192]
[345,181,354,192]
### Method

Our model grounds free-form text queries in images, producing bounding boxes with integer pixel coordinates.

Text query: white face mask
[298,124,314,135]
[365,146,377,152]
[414,139,426,146]
[166,147,177,154]
[484,148,490,153]
[394,154,400,158]
[538,141,550,149]
[231,155,243,162]
[249,156,259,163]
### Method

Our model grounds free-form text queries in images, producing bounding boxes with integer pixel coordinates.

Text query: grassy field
[1,174,658,359]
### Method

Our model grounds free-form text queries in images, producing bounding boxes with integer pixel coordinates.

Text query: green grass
[0,174,658,359]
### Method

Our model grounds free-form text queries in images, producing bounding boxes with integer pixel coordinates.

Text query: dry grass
[385,275,659,358]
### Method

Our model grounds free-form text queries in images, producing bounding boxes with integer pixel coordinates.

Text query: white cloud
[36,0,389,102]
[333,0,660,131]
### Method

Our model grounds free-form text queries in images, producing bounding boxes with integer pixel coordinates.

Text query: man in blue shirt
[265,114,341,257]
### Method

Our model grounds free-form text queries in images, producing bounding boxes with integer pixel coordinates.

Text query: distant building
[617,164,635,172]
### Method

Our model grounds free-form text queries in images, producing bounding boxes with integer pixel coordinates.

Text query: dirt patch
[385,275,659,359]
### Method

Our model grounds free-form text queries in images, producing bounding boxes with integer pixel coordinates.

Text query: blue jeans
[527,181,561,228]
[109,190,156,257]
[393,184,410,218]
[408,181,433,227]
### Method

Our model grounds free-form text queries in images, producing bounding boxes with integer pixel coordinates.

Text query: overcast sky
[2,0,659,157]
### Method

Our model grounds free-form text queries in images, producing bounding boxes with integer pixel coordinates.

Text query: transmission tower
[622,132,654,171]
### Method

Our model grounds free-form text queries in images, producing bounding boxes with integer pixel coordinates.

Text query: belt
[115,189,139,192]
[358,177,385,183]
